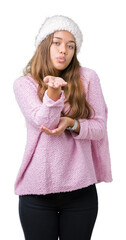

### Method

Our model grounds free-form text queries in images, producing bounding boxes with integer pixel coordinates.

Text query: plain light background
[0,0,126,239]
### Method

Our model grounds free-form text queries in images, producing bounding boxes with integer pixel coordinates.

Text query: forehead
[53,30,75,41]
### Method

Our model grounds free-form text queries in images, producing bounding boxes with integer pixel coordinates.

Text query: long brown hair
[23,33,95,119]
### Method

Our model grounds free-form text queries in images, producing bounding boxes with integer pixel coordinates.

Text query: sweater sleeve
[71,70,106,140]
[13,76,65,129]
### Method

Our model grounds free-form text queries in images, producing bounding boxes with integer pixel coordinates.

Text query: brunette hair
[23,33,95,119]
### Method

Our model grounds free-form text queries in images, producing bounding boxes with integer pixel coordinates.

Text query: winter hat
[35,15,83,54]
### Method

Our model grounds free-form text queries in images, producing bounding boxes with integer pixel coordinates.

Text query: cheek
[68,52,74,63]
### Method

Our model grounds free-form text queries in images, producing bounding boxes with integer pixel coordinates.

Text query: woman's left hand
[40,117,72,136]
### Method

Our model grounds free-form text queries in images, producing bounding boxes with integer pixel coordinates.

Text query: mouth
[56,57,66,63]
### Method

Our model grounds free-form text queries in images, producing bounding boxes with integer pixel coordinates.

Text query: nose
[59,43,67,54]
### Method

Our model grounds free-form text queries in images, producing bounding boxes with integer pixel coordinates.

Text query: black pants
[19,184,98,240]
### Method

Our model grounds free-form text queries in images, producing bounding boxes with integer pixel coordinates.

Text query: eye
[67,45,74,49]
[53,42,60,46]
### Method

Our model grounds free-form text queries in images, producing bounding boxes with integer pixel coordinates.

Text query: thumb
[43,76,51,83]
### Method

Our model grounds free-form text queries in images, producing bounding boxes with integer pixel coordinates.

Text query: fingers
[61,81,67,86]
[43,76,55,88]
[43,76,67,88]
[40,125,58,135]
[43,76,52,83]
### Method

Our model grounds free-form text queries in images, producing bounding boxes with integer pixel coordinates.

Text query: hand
[40,117,71,136]
[43,76,67,89]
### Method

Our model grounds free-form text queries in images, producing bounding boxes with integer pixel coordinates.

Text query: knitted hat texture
[35,15,83,53]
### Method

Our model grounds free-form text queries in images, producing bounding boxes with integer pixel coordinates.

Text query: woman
[13,15,112,240]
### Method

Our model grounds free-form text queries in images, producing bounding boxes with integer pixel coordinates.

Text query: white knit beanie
[35,15,83,54]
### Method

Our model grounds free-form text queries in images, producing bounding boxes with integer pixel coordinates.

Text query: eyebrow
[53,37,75,44]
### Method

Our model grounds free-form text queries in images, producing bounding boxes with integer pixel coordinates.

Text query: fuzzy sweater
[13,67,112,195]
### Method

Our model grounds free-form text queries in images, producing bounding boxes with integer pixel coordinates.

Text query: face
[50,30,76,71]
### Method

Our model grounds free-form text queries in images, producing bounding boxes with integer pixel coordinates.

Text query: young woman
[13,15,112,240]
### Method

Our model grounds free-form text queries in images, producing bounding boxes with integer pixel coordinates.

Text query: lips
[56,57,66,63]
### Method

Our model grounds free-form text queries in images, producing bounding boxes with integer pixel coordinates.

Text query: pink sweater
[13,67,112,195]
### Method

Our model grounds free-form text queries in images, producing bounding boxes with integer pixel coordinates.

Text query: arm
[13,76,65,130]
[47,86,62,101]
[71,71,106,140]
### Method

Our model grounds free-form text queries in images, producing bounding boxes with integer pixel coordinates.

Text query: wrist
[66,119,78,131]
[67,118,75,128]
[47,87,61,101]
[48,86,61,91]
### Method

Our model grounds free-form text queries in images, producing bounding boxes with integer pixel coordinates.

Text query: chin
[53,64,68,71]
[56,67,66,71]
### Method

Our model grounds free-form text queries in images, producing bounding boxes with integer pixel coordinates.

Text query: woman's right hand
[43,75,67,89]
